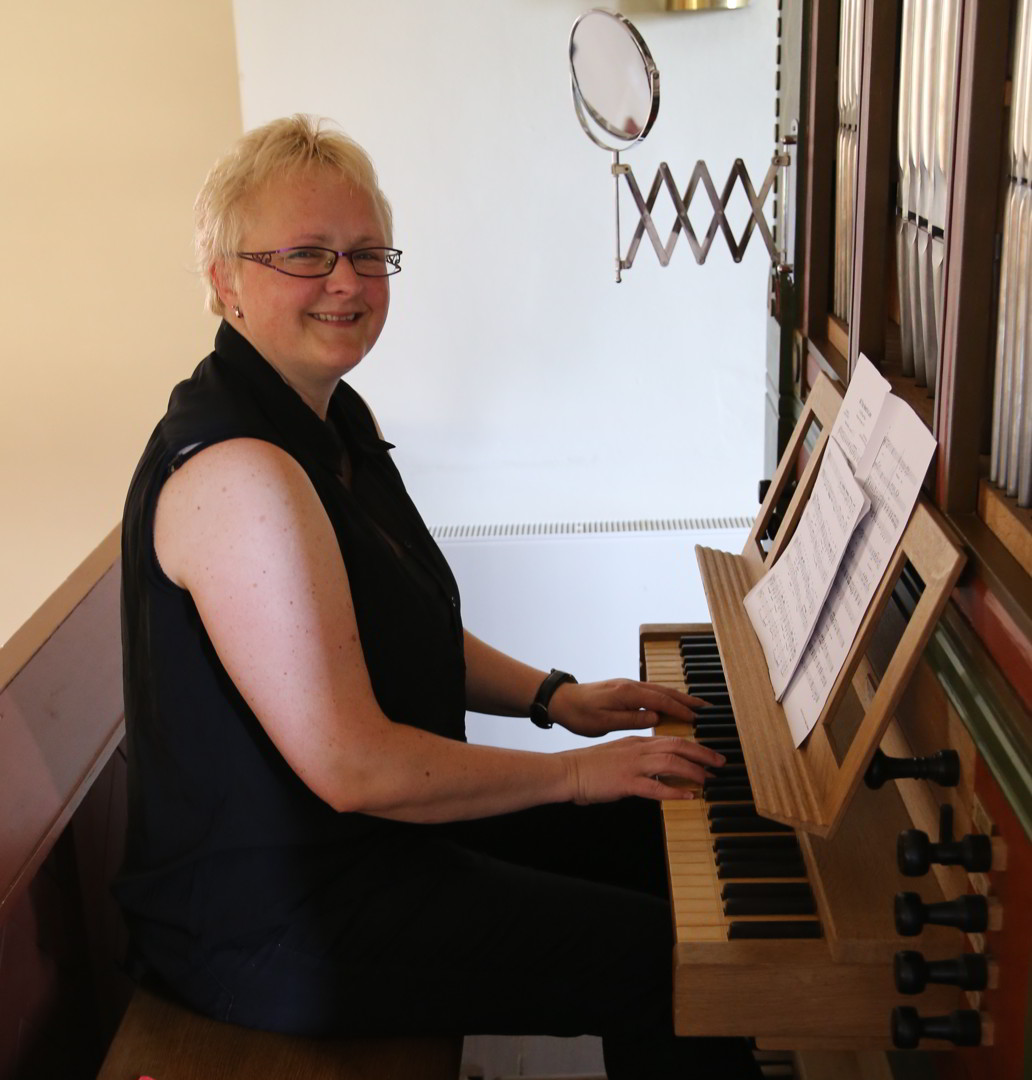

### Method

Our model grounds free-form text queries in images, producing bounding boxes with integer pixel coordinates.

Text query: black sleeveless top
[116,321,466,949]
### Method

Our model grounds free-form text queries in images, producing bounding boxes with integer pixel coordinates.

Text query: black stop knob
[865,748,960,789]
[892,1006,982,1048]
[894,950,989,994]
[897,829,993,876]
[894,891,988,936]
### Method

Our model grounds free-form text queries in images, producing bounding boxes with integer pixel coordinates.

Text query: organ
[644,1,1031,1076]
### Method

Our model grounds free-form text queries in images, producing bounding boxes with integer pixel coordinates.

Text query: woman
[117,115,761,1079]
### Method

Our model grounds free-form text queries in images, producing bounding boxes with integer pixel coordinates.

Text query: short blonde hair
[194,114,394,316]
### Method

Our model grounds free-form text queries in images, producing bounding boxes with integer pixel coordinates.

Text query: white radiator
[433,517,751,752]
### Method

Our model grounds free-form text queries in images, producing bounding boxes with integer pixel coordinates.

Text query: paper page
[782,395,937,746]
[830,353,891,469]
[743,438,871,701]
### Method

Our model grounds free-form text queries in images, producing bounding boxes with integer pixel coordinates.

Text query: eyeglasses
[236,246,403,278]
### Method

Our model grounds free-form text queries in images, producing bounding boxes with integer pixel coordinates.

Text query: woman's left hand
[546,679,708,738]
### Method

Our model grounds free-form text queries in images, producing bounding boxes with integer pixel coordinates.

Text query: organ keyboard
[643,625,967,1046]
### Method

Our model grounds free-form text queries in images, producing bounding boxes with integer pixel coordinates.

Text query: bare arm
[154,439,721,822]
[463,629,711,738]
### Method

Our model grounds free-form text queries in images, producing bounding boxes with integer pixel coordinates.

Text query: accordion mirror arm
[570,8,792,283]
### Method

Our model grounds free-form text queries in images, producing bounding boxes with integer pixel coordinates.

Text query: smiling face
[213,167,391,416]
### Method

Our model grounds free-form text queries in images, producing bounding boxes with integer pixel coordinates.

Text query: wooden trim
[937,0,1010,513]
[0,559,125,922]
[745,374,842,574]
[673,937,957,1041]
[847,0,897,375]
[980,480,1032,577]
[807,336,849,388]
[948,511,1032,713]
[802,0,840,341]
[825,315,849,360]
[0,524,120,694]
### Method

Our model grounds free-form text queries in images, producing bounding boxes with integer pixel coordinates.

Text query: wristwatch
[529,669,578,729]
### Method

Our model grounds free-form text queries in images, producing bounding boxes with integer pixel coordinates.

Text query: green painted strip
[925,609,1032,843]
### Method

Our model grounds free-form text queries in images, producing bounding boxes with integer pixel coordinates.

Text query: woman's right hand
[559,735,726,805]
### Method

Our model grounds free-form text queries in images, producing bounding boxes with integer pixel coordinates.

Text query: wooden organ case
[650,1,1031,1077]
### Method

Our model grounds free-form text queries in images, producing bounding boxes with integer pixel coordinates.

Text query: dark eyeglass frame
[236,245,403,278]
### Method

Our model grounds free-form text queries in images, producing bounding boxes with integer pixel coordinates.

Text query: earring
[233,305,243,319]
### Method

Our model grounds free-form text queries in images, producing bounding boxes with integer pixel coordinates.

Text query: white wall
[232,0,777,525]
[0,1,241,651]
[444,524,750,752]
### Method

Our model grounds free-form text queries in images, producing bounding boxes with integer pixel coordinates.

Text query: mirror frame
[569,9,660,153]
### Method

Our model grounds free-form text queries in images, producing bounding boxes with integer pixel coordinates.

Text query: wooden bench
[97,988,461,1080]
[0,531,461,1080]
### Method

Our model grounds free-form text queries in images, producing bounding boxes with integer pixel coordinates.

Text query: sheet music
[782,393,937,746]
[743,438,871,701]
[830,354,891,468]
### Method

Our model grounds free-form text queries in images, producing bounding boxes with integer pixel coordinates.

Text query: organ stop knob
[892,1006,982,1048]
[894,950,989,994]
[897,828,992,876]
[864,748,960,789]
[894,891,989,936]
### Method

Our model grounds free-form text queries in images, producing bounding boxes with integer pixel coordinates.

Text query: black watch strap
[529,669,577,729]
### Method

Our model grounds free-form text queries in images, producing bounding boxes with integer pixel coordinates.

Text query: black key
[695,724,739,739]
[701,772,748,786]
[703,785,753,802]
[693,689,731,702]
[684,683,729,696]
[707,748,744,764]
[716,847,806,865]
[723,895,817,916]
[716,842,807,859]
[688,694,731,707]
[722,882,813,900]
[710,815,792,834]
[681,660,725,672]
[718,861,808,879]
[707,802,758,819]
[696,738,741,751]
[728,921,821,939]
[708,763,747,778]
[714,834,799,852]
[702,783,753,800]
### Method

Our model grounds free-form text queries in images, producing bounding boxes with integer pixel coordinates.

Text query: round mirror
[570,10,659,152]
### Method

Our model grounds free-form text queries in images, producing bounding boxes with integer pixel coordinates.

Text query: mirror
[570,9,659,152]
[569,7,788,281]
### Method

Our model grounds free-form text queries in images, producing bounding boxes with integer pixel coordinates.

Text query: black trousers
[155,799,762,1079]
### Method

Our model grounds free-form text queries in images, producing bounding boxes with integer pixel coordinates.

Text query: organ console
[640,0,1030,1074]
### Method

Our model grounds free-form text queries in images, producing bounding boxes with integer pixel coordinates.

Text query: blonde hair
[194,114,394,315]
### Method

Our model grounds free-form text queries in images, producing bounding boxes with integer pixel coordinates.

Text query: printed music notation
[743,438,870,701]
[745,356,938,747]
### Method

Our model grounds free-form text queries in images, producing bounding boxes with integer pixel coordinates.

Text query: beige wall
[1,1,242,650]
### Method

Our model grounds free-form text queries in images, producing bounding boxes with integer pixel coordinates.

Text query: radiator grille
[429,516,752,540]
